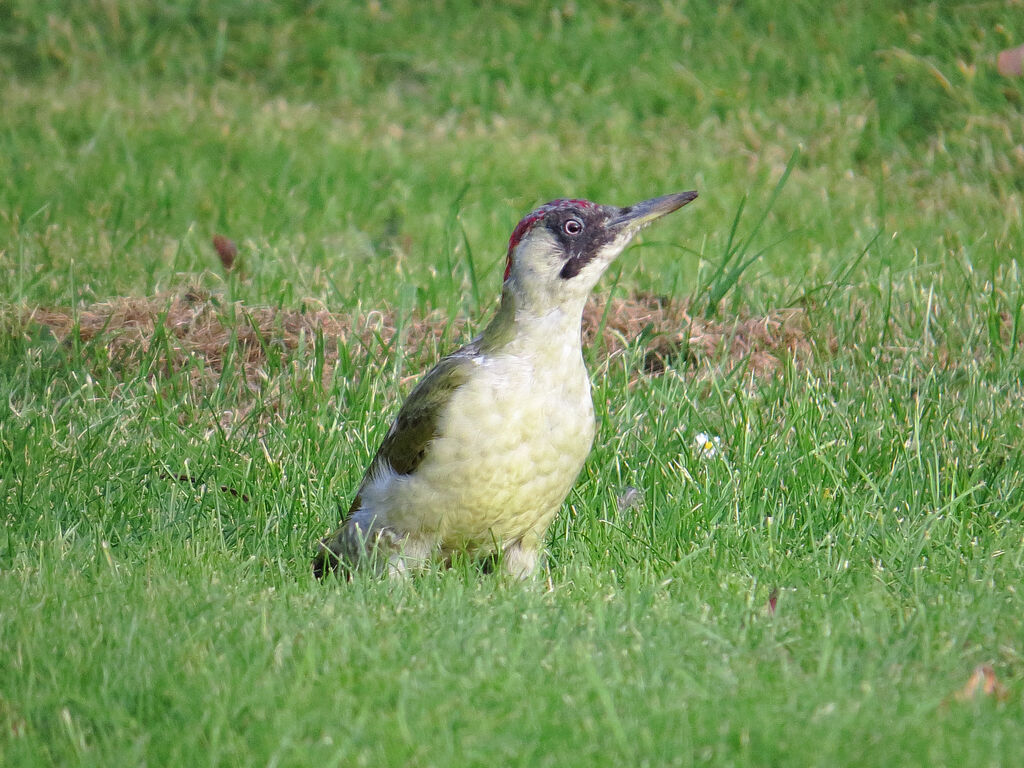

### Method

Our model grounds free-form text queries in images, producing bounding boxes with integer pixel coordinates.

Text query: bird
[313,190,697,579]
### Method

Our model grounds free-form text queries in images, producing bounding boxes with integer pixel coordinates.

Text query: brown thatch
[582,293,812,375]
[23,289,813,394]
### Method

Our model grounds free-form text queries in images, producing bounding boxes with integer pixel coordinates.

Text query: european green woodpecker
[313,191,697,579]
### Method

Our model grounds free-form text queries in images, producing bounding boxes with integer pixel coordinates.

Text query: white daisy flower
[694,432,722,458]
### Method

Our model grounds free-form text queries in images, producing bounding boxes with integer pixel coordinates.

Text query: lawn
[2,1,1024,766]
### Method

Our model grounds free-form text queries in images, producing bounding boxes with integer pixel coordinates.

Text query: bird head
[502,191,698,312]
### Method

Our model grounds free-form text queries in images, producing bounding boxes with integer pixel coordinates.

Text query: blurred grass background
[2,2,1024,766]
[2,1,1021,309]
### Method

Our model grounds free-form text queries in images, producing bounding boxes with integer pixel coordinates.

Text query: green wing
[344,344,478,517]
[313,341,484,578]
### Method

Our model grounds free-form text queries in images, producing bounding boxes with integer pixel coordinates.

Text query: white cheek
[574,242,627,282]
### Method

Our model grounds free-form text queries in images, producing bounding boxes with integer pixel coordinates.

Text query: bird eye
[563,217,583,236]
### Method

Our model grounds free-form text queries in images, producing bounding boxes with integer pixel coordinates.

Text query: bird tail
[311,535,346,580]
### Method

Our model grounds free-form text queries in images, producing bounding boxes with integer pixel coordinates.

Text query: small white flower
[694,432,722,458]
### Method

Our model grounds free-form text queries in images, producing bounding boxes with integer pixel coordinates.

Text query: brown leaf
[767,587,779,615]
[998,44,1024,77]
[213,234,238,271]
[954,665,1009,702]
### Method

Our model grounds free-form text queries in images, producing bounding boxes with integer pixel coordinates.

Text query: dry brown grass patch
[23,289,813,393]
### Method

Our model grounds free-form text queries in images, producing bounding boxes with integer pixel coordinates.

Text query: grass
[2,1,1024,765]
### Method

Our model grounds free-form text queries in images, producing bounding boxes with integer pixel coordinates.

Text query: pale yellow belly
[369,353,595,553]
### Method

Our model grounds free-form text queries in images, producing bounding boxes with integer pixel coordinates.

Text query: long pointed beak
[608,191,698,234]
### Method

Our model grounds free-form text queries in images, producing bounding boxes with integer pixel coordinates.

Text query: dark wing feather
[349,342,481,517]
[313,344,479,578]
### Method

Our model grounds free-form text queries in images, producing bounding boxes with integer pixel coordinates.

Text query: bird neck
[480,284,588,358]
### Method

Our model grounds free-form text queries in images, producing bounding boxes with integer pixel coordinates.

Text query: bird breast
[370,332,596,552]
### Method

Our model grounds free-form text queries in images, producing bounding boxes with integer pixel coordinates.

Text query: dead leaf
[213,234,238,271]
[954,665,1009,703]
[998,44,1024,77]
